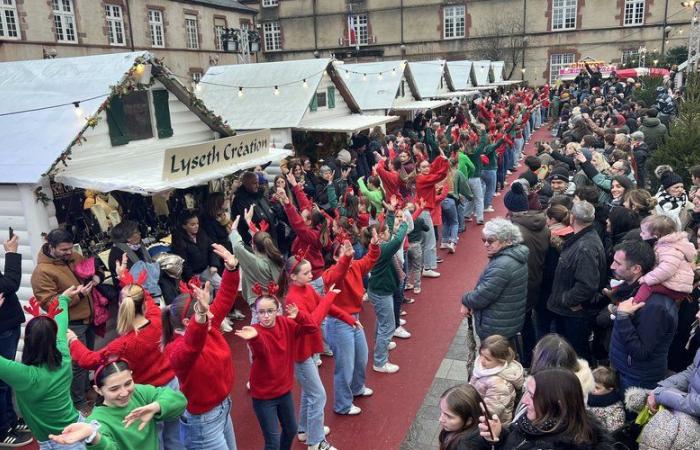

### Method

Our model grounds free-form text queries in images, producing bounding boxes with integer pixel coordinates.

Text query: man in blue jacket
[609,240,679,392]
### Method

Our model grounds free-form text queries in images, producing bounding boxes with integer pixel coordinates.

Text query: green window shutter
[153,90,173,138]
[309,93,318,112]
[327,86,336,109]
[106,96,130,146]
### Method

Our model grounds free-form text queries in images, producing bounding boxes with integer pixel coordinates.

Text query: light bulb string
[0,93,108,118]
[177,66,329,90]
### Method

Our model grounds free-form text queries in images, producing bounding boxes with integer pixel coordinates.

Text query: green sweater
[230,229,283,305]
[452,170,473,201]
[89,384,186,450]
[467,134,488,178]
[483,138,505,171]
[457,152,475,179]
[368,215,408,296]
[0,294,79,442]
[357,178,384,214]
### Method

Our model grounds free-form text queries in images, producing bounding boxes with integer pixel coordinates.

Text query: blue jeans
[157,377,185,450]
[465,177,484,222]
[481,169,497,209]
[0,326,19,433]
[524,121,531,142]
[252,392,296,450]
[419,210,437,270]
[368,290,395,367]
[326,316,368,413]
[294,358,326,446]
[533,107,541,129]
[39,413,86,450]
[457,201,467,233]
[514,138,524,162]
[180,397,236,450]
[441,197,458,244]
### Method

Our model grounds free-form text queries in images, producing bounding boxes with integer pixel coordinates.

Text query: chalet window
[107,91,156,145]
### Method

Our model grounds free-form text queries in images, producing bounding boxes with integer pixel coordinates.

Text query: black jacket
[495,414,614,450]
[0,252,23,332]
[171,230,217,281]
[511,212,550,310]
[107,245,150,280]
[230,187,278,246]
[547,226,607,318]
[201,216,233,272]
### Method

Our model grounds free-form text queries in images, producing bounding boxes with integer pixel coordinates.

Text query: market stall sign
[163,129,270,180]
[558,65,617,78]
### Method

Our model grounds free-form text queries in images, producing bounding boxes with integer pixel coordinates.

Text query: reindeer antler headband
[24,297,63,323]
[288,246,310,274]
[177,276,202,321]
[93,342,130,383]
[248,220,270,236]
[252,281,280,300]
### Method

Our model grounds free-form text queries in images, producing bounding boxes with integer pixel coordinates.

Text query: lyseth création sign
[163,129,270,180]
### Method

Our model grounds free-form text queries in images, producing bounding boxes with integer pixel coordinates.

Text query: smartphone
[8,227,13,240]
[479,401,496,442]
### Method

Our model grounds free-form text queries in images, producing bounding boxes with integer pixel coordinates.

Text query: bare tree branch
[469,14,524,80]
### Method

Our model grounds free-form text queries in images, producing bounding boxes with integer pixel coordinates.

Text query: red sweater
[284,201,326,279]
[415,156,449,211]
[165,268,240,414]
[248,310,320,400]
[375,163,403,202]
[331,243,380,314]
[70,295,174,387]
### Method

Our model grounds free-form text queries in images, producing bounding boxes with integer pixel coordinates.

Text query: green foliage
[632,75,665,107]
[648,73,700,187]
[665,46,688,67]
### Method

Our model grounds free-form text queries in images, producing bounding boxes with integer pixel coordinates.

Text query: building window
[52,0,77,43]
[549,53,575,83]
[622,48,640,65]
[148,9,164,48]
[349,14,368,46]
[263,21,281,51]
[105,5,125,46]
[552,0,577,31]
[0,0,19,39]
[214,18,226,51]
[443,5,465,39]
[623,0,644,26]
[191,71,202,82]
[185,14,198,49]
[316,92,327,108]
[262,0,278,7]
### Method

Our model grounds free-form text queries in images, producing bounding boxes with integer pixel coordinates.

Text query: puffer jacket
[654,347,700,417]
[638,407,700,450]
[469,357,525,423]
[575,358,596,403]
[640,232,697,294]
[638,116,669,152]
[547,226,607,318]
[462,244,529,339]
[511,212,550,310]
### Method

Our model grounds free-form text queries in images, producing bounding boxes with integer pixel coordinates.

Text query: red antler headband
[119,268,155,305]
[24,297,63,323]
[177,276,202,321]
[288,246,310,274]
[252,281,280,299]
[93,344,130,383]
[248,220,270,236]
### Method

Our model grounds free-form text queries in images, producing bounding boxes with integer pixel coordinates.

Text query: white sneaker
[413,287,421,294]
[373,362,400,373]
[388,341,397,350]
[439,242,450,249]
[298,426,330,442]
[394,326,411,339]
[220,317,233,333]
[399,318,406,326]
[448,243,456,254]
[345,404,362,415]
[422,269,440,278]
[315,358,322,367]
[228,308,246,320]
[355,387,374,397]
[309,440,337,450]
[484,206,495,212]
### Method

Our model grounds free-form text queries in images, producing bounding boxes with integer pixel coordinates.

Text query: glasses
[257,309,276,317]
[481,237,498,245]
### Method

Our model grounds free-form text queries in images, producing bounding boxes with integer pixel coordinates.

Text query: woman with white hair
[460,218,529,343]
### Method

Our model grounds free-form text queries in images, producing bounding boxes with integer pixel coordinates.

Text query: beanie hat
[519,171,538,188]
[660,171,684,189]
[549,168,569,183]
[337,149,352,165]
[504,181,529,213]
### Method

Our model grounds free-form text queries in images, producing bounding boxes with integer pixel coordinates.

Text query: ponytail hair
[546,204,571,226]
[252,231,284,268]
[116,284,146,335]
[161,293,195,349]
[310,210,331,248]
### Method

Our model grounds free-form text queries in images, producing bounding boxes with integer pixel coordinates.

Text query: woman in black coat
[171,210,218,283]
[478,369,613,450]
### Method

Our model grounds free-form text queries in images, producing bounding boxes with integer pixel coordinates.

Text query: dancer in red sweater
[236,284,339,450]
[162,243,240,450]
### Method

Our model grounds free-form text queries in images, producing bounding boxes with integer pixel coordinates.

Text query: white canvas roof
[341,61,406,111]
[472,60,491,86]
[409,60,446,99]
[446,60,474,90]
[432,90,480,99]
[197,58,332,129]
[0,51,149,184]
[491,61,506,83]
[296,114,399,133]
[391,100,451,111]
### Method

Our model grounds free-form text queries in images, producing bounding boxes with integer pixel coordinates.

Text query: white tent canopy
[409,60,446,99]
[446,60,474,90]
[0,51,149,184]
[491,61,506,83]
[432,90,480,99]
[391,100,451,111]
[341,60,406,111]
[295,114,399,133]
[472,60,491,86]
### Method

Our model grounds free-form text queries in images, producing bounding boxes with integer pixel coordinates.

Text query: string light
[378,73,384,80]
[391,68,397,76]
[194,83,202,93]
[73,101,83,117]
[303,79,308,88]
[274,85,280,96]
[362,73,367,81]
[344,70,350,79]
[238,87,244,97]
[134,63,145,76]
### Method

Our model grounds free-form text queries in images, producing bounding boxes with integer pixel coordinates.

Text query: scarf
[513,413,558,437]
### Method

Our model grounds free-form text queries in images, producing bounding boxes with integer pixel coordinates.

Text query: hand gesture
[212,243,238,270]
[341,167,351,180]
[327,283,341,295]
[285,303,299,319]
[114,253,128,280]
[235,325,258,340]
[62,285,81,298]
[341,240,354,257]
[370,228,380,246]
[460,305,471,317]
[417,198,426,211]
[123,402,161,430]
[323,170,335,184]
[478,414,501,442]
[78,281,95,295]
[229,215,241,235]
[49,422,94,445]
[275,188,290,205]
[286,172,298,188]
[244,205,255,225]
[191,281,211,316]
[574,151,586,163]
[66,329,78,344]
[3,235,18,253]
[617,298,644,315]
[647,393,658,413]
[354,320,364,329]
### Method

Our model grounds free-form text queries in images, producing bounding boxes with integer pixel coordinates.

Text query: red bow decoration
[119,268,148,289]
[24,297,63,321]
[178,276,202,321]
[289,245,310,274]
[248,220,270,235]
[94,342,130,382]
[347,218,355,227]
[252,281,280,298]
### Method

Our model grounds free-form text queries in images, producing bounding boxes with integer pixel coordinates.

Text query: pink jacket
[639,232,697,294]
[469,357,524,423]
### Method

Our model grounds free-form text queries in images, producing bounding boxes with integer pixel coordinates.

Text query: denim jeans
[180,397,236,450]
[368,290,395,367]
[294,358,326,446]
[481,169,497,209]
[252,392,296,450]
[407,242,423,289]
[68,322,94,408]
[419,210,437,270]
[39,413,86,450]
[457,201,467,233]
[157,377,185,450]
[465,178,484,222]
[533,107,542,129]
[514,138,524,162]
[0,326,19,433]
[326,315,368,414]
[199,267,222,293]
[440,197,458,244]
[524,121,531,142]
[309,277,331,355]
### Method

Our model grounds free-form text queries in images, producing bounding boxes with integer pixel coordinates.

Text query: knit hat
[660,170,684,189]
[504,181,529,213]
[549,168,569,183]
[337,149,352,165]
[519,171,538,188]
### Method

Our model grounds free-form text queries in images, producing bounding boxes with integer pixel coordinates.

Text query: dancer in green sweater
[49,359,186,450]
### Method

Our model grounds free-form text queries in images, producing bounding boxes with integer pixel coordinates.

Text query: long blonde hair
[117,284,146,335]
